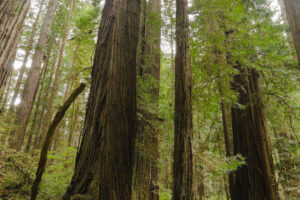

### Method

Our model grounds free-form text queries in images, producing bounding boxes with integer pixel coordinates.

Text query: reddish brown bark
[281,0,300,67]
[0,0,30,90]
[173,0,194,199]
[134,0,161,199]
[63,0,141,199]
[231,67,279,200]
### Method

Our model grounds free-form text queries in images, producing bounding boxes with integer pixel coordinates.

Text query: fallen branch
[31,83,86,200]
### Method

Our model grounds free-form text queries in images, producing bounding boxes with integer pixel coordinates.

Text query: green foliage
[38,147,77,199]
[0,146,77,200]
[0,147,35,199]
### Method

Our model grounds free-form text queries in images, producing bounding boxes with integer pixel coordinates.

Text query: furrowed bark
[231,67,279,200]
[0,0,30,90]
[173,0,194,199]
[63,0,141,199]
[10,0,59,151]
[134,0,161,199]
[31,83,86,200]
[281,0,300,67]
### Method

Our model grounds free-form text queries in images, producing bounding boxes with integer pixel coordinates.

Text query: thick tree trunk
[0,0,30,90]
[134,0,161,200]
[62,0,140,199]
[173,0,194,199]
[281,0,300,67]
[10,0,58,151]
[231,67,279,200]
[10,0,45,110]
[31,83,86,200]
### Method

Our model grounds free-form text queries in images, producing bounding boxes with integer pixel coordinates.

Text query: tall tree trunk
[173,0,194,199]
[62,0,141,199]
[10,0,59,151]
[0,0,30,90]
[53,43,78,150]
[40,0,75,151]
[134,0,161,199]
[25,61,49,153]
[231,67,279,200]
[31,83,86,200]
[33,42,58,149]
[10,0,45,110]
[215,46,235,200]
[281,0,300,67]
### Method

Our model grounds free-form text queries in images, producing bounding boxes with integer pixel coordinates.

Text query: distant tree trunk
[31,83,86,200]
[231,66,279,200]
[33,45,58,149]
[281,0,300,67]
[0,0,30,90]
[32,36,57,150]
[40,0,75,151]
[173,0,194,199]
[134,0,161,199]
[25,62,49,153]
[67,101,79,147]
[62,0,141,199]
[215,46,235,200]
[55,43,79,149]
[10,0,45,110]
[9,0,58,151]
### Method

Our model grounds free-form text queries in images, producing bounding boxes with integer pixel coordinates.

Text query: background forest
[0,0,299,200]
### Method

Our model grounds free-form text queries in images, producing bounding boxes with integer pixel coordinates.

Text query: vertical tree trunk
[10,0,45,110]
[10,0,59,151]
[173,0,194,199]
[134,0,161,199]
[25,61,49,153]
[62,0,141,199]
[32,36,57,150]
[281,0,300,67]
[231,67,279,200]
[53,43,79,150]
[0,0,30,90]
[215,46,236,200]
[40,0,75,151]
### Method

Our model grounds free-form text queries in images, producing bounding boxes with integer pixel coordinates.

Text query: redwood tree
[134,0,161,199]
[172,0,194,199]
[281,0,300,67]
[63,0,141,199]
[9,0,59,151]
[0,0,30,91]
[231,67,279,200]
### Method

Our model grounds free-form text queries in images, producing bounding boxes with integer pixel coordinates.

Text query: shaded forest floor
[0,146,76,200]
